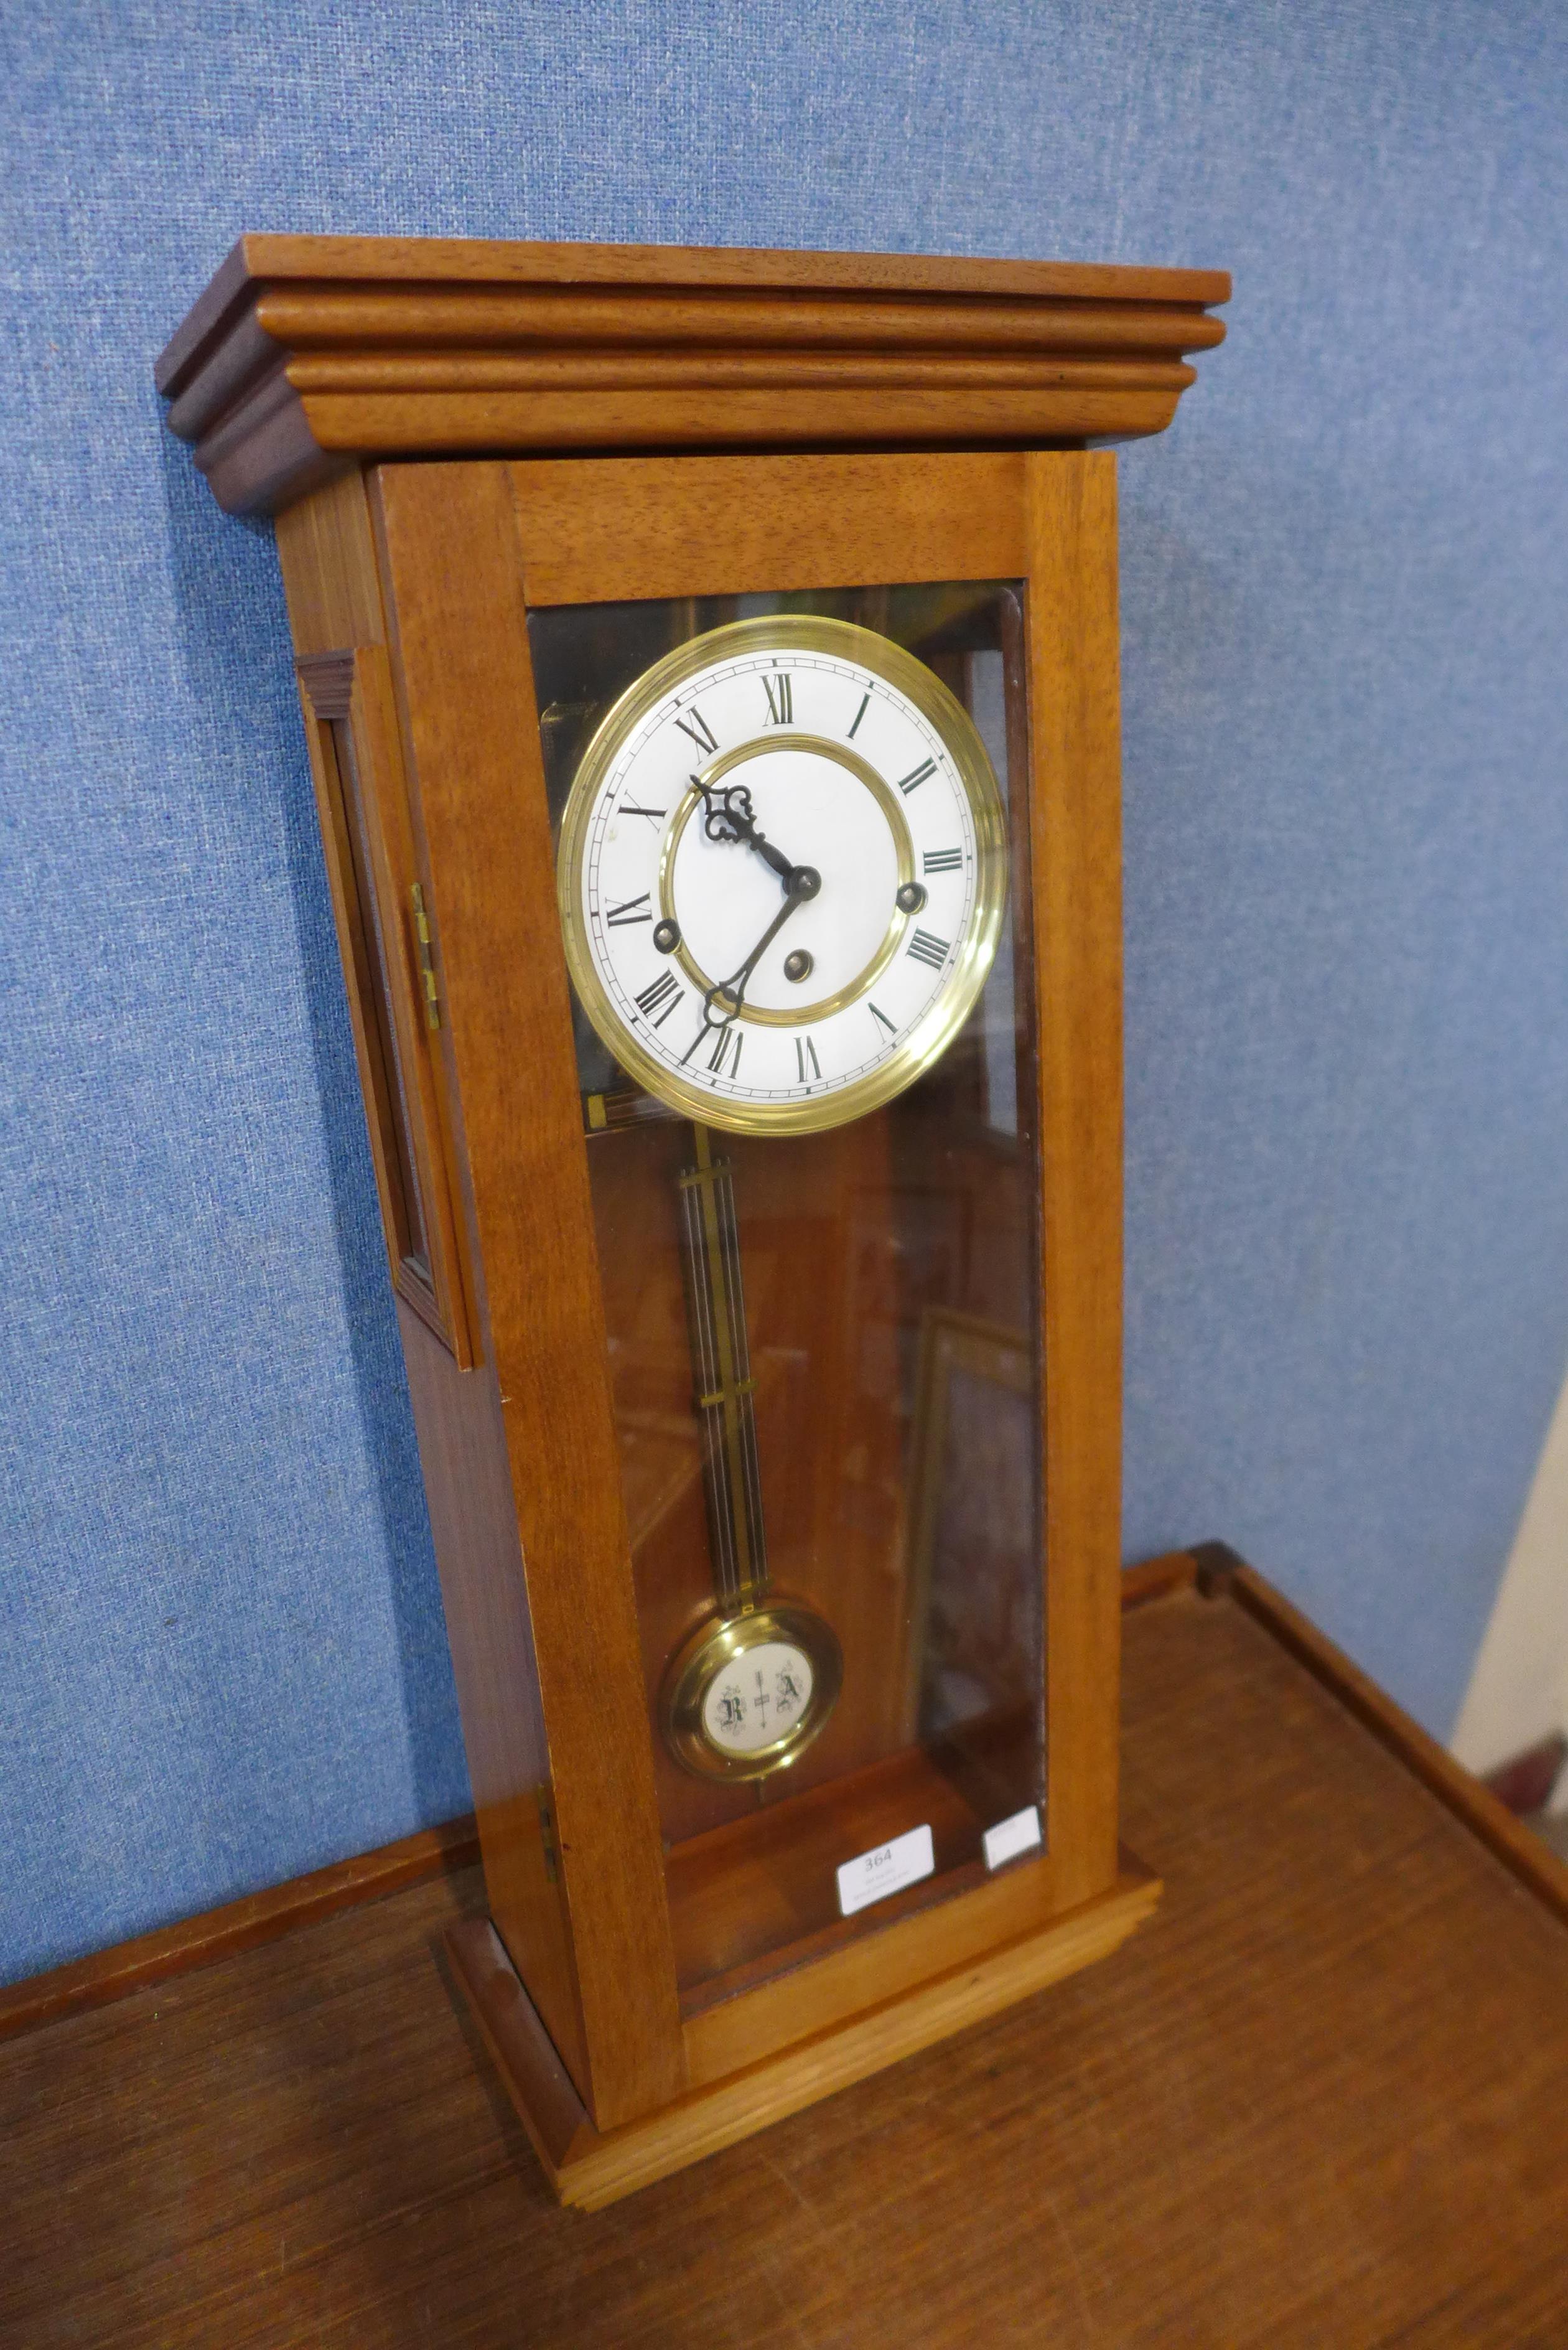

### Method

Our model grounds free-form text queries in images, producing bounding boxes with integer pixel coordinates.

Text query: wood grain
[283,350,1198,393]
[155,235,1228,513]
[291,664,418,1299]
[1192,1540,1568,1929]
[274,471,590,2094]
[159,235,1231,368]
[0,1814,478,2045]
[680,1833,1065,2090]
[156,231,1229,393]
[297,645,476,1362]
[1025,454,1126,1911]
[396,1304,592,2097]
[372,462,686,2130]
[449,1866,1157,2209]
[166,294,1221,446]
[220,388,1183,515]
[509,449,1027,606]
[10,1580,1568,2344]
[275,483,412,1326]
[273,464,389,652]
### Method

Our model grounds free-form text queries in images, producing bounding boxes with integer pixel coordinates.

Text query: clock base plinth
[444,1860,1160,2209]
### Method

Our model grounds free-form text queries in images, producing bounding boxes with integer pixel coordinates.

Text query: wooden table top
[6,1578,1567,2348]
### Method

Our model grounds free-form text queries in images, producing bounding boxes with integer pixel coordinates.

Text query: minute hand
[701,864,820,1032]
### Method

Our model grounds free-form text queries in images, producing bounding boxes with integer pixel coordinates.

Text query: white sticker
[982,1805,1043,1872]
[836,1823,935,1917]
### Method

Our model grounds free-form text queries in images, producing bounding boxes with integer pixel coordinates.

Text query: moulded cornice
[156,234,1230,515]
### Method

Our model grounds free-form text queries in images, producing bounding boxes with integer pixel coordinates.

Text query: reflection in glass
[532,581,1043,2003]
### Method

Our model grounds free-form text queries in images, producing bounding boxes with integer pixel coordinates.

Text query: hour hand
[700,784,800,889]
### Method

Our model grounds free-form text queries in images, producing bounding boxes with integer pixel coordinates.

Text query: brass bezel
[659,1598,844,1783]
[555,615,1009,1137]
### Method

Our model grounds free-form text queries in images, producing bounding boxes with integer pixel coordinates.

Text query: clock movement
[157,234,1227,2206]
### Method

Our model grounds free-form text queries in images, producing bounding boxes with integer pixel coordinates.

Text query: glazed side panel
[367,462,688,2130]
[273,469,594,2105]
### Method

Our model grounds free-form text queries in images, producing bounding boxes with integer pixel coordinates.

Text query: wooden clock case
[157,236,1228,2207]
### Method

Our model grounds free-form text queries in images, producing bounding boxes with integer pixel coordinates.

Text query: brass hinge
[410,882,441,1030]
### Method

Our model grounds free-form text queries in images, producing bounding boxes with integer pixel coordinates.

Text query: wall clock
[157,234,1227,2207]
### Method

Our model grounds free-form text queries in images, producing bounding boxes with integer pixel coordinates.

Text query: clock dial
[557,616,1008,1135]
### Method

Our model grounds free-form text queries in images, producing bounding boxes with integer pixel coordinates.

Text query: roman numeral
[848,692,870,741]
[869,1002,896,1036]
[605,893,651,927]
[620,801,667,828]
[707,1025,744,1078]
[674,707,719,757]
[795,1035,821,1082]
[762,672,793,726]
[633,971,683,1028]
[922,847,963,874]
[907,929,950,971]
[897,759,937,796]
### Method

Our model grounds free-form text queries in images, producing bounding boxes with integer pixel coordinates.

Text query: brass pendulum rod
[678,1125,768,1613]
[663,1123,842,1785]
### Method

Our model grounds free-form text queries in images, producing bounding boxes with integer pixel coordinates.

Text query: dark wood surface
[154,235,1229,514]
[0,1814,478,2048]
[1195,1540,1568,1930]
[8,1579,1568,2348]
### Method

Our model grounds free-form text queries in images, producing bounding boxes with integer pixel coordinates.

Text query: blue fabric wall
[6,1,1567,1982]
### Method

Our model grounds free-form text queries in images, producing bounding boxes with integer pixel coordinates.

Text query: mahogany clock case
[159,235,1228,2204]
[278,448,1134,2151]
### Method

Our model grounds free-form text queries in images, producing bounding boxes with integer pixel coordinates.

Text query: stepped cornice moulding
[157,235,1230,515]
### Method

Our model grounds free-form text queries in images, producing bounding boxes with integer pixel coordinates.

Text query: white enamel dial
[557,617,1008,1136]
